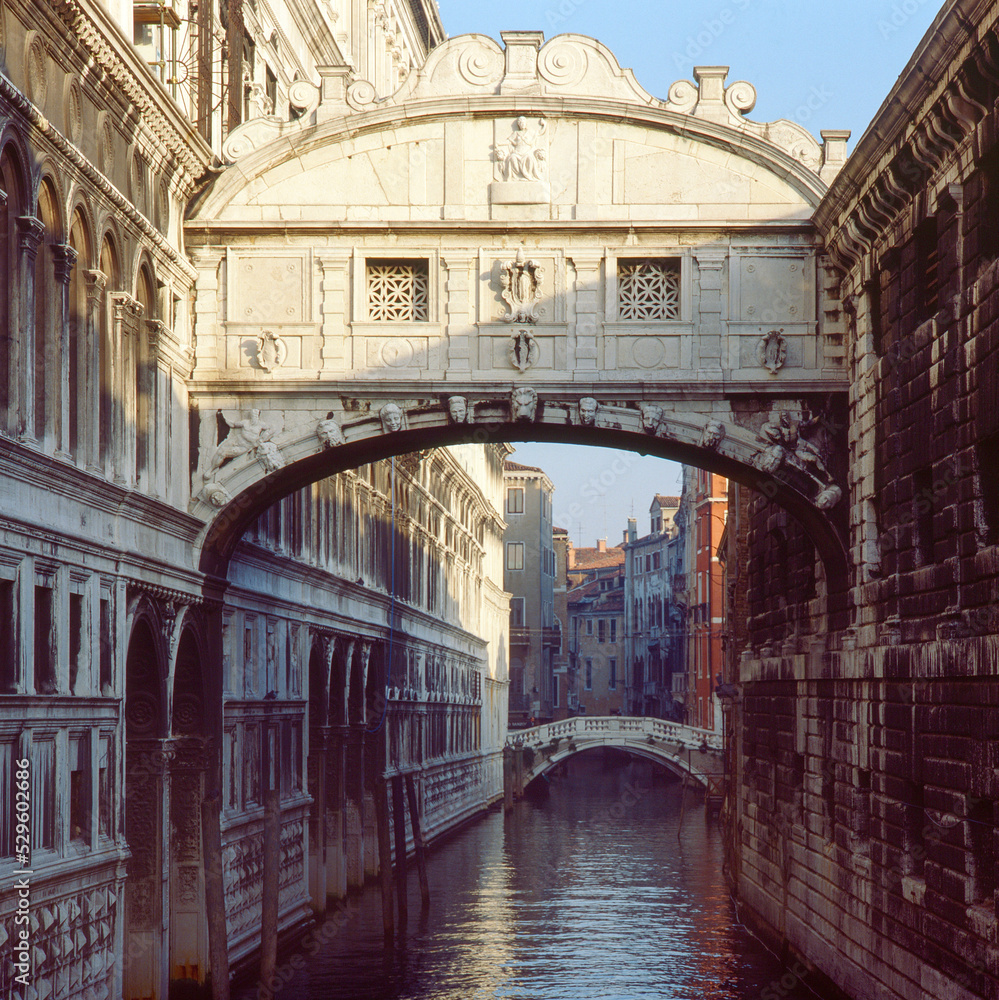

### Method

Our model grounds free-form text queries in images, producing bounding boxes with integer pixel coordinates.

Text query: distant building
[568,563,626,717]
[623,496,683,718]
[552,526,573,719]
[676,467,727,731]
[503,460,557,725]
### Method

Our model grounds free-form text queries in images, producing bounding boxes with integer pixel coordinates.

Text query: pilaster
[317,253,351,372]
[442,255,474,373]
[568,253,603,373]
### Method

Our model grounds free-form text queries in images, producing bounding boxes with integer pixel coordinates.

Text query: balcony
[510,626,530,646]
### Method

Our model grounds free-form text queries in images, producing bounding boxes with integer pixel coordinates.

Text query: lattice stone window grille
[366,259,429,321]
[617,258,681,320]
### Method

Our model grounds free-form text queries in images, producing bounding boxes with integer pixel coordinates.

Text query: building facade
[568,566,626,717]
[551,525,573,719]
[622,497,682,718]
[676,468,727,732]
[502,459,557,726]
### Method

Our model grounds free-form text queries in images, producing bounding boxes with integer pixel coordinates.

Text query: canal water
[234,753,830,1000]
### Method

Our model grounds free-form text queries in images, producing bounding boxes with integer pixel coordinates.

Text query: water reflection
[233,752,829,1000]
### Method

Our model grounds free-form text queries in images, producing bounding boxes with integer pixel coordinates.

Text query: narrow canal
[234,753,830,1000]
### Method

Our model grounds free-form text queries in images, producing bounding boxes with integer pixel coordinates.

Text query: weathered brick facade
[728,3,999,997]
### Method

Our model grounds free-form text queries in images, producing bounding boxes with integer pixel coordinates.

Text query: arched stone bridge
[185,30,852,592]
[505,716,725,795]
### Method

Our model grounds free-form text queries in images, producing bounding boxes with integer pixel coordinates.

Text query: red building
[677,467,727,731]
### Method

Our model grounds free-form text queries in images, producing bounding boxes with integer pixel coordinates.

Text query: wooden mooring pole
[392,774,409,925]
[375,778,395,941]
[405,772,430,909]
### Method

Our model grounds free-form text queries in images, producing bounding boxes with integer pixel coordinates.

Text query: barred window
[367,259,429,321]
[617,258,681,320]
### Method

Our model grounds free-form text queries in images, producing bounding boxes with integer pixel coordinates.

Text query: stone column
[316,253,351,372]
[14,217,44,442]
[52,244,78,458]
[442,255,474,374]
[83,270,108,473]
[568,253,602,373]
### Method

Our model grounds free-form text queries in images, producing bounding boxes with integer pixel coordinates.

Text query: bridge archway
[509,717,725,794]
[185,31,852,606]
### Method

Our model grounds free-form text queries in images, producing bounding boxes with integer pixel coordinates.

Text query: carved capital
[146,318,169,348]
[84,269,108,306]
[52,243,78,285]
[16,216,45,256]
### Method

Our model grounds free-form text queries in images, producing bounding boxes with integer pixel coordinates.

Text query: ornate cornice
[0,73,197,281]
[44,0,213,180]
[816,3,999,275]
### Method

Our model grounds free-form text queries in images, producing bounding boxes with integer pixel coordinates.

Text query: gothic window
[0,147,24,431]
[35,180,59,448]
[617,258,681,320]
[367,259,429,321]
[68,212,89,460]
[69,732,91,846]
[0,739,16,856]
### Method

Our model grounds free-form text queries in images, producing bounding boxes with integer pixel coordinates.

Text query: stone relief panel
[613,335,683,371]
[732,256,813,325]
[228,253,311,324]
[480,252,562,324]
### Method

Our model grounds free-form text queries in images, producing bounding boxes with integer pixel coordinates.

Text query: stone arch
[167,618,210,995]
[347,640,367,726]
[67,203,92,459]
[97,231,119,470]
[33,176,60,447]
[123,613,169,1000]
[0,133,28,433]
[194,403,850,614]
[329,636,350,729]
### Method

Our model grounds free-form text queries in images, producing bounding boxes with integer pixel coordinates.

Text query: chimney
[567,547,576,569]
[627,517,637,543]
[597,538,607,553]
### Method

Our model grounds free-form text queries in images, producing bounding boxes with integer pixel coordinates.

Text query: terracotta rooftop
[572,546,626,568]
[504,459,546,474]
[652,495,681,508]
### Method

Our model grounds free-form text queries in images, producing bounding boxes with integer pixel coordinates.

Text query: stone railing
[507,715,723,752]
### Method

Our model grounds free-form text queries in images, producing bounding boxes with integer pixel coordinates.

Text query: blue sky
[439,0,943,548]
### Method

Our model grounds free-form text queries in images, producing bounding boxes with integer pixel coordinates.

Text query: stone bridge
[504,716,726,798]
[185,30,852,593]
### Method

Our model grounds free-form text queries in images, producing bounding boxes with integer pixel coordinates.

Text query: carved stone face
[700,419,725,450]
[447,396,467,423]
[515,115,527,130]
[579,397,597,425]
[511,387,538,422]
[640,404,663,434]
[317,416,344,447]
[380,403,403,433]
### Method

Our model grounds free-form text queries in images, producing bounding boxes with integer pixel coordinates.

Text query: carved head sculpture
[640,404,664,434]
[700,419,726,451]
[317,415,345,448]
[510,386,538,422]
[815,485,843,510]
[578,397,598,426]
[447,396,468,423]
[515,115,527,130]
[380,403,404,433]
[204,483,231,508]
